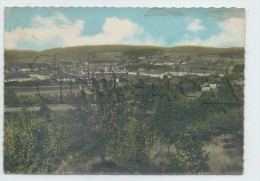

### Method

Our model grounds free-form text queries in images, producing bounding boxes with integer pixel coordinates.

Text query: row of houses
[4,67,226,83]
[4,72,32,82]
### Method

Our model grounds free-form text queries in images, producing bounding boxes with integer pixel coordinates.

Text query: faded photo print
[4,7,244,174]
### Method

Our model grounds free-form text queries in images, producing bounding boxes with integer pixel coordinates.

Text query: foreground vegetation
[4,71,244,174]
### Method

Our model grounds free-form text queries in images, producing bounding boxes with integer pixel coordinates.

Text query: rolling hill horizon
[4,45,245,63]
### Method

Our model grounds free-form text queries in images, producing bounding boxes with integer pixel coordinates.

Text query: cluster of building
[4,52,242,84]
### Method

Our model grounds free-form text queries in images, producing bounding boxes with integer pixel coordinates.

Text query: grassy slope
[5,45,245,64]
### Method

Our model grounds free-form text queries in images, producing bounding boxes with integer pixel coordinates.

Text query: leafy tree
[174,127,209,173]
[107,118,150,172]
[4,111,65,173]
[61,80,131,162]
[232,64,244,74]
[39,102,51,119]
[4,90,20,107]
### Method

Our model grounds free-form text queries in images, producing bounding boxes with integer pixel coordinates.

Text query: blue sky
[4,7,245,50]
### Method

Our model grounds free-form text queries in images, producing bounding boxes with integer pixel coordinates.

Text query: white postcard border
[0,1,259,181]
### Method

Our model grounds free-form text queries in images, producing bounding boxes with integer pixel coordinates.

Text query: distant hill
[4,45,244,64]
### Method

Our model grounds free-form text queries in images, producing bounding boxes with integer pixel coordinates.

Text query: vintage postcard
[3,7,245,175]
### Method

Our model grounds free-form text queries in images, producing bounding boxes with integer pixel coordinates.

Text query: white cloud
[179,18,245,47]
[187,19,206,32]
[5,13,165,50]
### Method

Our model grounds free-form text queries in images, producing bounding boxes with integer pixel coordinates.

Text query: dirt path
[4,104,74,112]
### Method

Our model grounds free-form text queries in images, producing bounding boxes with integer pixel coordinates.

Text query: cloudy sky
[4,7,245,50]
